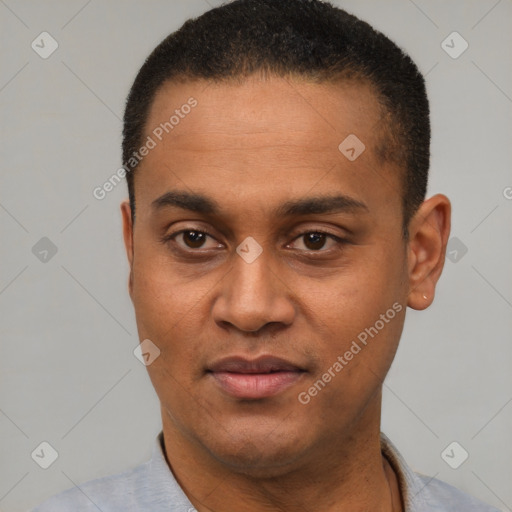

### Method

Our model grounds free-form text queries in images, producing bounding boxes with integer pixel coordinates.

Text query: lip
[207,356,306,399]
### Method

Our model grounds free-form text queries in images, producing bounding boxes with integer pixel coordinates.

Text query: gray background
[1,0,511,511]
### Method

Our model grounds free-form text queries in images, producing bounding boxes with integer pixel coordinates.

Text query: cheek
[302,252,405,335]
[131,245,201,328]
[130,253,210,381]
[296,246,407,390]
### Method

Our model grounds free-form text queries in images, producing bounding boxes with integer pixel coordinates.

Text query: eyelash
[159,228,346,254]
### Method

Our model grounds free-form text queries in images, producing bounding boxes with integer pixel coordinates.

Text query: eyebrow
[151,190,369,217]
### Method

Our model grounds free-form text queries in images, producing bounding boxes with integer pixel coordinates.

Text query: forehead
[146,75,384,149]
[135,75,401,220]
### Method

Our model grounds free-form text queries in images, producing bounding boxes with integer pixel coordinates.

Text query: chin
[200,423,310,478]
[211,444,304,479]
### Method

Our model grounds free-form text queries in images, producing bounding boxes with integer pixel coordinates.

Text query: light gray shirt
[31,432,499,511]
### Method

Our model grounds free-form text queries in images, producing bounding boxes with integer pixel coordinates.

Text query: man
[32,0,499,510]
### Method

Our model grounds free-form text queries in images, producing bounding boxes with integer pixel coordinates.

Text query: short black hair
[122,0,430,233]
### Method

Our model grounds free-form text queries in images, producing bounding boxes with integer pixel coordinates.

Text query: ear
[406,194,451,310]
[121,200,134,299]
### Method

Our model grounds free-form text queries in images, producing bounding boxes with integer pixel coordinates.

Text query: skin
[121,75,451,512]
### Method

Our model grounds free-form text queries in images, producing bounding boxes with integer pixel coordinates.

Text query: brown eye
[289,231,342,252]
[303,232,328,250]
[182,230,208,249]
[162,228,223,252]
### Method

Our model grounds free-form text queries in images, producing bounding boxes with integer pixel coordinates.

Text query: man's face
[123,76,410,473]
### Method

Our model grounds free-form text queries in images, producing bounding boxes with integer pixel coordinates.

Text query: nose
[212,244,296,335]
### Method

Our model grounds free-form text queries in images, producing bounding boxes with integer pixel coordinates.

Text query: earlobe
[406,194,451,310]
[120,200,135,297]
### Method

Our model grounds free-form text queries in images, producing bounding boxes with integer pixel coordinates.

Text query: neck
[160,391,402,512]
